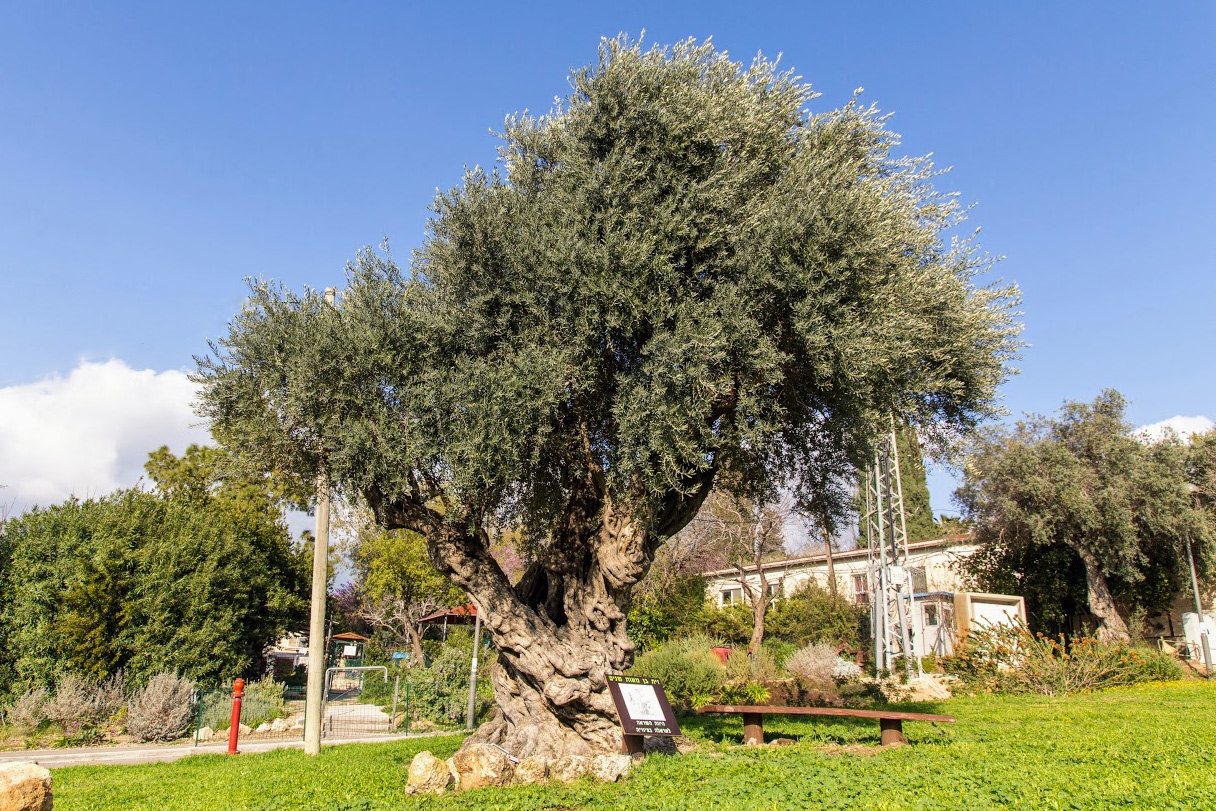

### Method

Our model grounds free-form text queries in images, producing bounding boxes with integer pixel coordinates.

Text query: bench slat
[698,705,954,723]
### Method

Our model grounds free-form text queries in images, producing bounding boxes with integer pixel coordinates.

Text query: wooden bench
[697,704,955,746]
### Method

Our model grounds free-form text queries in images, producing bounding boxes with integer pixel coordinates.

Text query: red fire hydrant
[227,678,245,755]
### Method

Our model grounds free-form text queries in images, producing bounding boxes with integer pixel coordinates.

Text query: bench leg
[879,718,905,746]
[742,712,763,745]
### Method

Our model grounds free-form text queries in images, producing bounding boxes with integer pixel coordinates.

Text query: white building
[703,535,981,658]
[702,534,978,609]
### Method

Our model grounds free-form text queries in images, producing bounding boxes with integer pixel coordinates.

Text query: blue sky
[1,2,1213,516]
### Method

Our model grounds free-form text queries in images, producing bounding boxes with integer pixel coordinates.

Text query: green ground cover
[53,681,1216,811]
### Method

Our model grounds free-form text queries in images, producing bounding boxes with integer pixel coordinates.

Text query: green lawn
[54,681,1216,810]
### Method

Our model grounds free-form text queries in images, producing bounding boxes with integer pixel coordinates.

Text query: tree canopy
[957,390,1212,640]
[197,37,1020,758]
[0,446,308,694]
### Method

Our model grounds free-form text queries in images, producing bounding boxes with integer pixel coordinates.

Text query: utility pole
[465,609,482,729]
[1185,483,1213,678]
[304,286,337,756]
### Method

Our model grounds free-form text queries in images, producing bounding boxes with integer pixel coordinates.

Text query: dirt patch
[815,743,886,757]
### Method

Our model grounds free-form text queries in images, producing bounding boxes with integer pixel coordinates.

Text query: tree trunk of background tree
[366,476,712,760]
[1075,547,1131,642]
[747,567,769,655]
[821,524,837,599]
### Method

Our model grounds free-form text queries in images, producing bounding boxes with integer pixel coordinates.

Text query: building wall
[704,537,978,608]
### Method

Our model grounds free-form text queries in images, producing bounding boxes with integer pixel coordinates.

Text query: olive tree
[957,390,1212,641]
[197,37,1019,759]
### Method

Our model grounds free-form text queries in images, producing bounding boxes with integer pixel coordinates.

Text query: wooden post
[879,717,905,745]
[622,733,645,756]
[742,711,763,745]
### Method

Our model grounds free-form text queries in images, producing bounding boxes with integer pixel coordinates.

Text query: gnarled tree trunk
[366,473,712,760]
[1075,547,1131,643]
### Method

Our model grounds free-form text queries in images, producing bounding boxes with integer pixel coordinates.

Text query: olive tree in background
[197,37,1020,759]
[957,390,1212,642]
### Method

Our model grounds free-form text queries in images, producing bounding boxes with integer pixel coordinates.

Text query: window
[765,583,782,602]
[720,588,742,607]
[924,603,940,627]
[852,573,869,605]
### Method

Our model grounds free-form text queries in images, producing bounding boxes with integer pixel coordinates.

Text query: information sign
[606,674,681,737]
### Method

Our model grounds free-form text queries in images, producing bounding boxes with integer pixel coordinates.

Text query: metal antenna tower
[863,419,923,680]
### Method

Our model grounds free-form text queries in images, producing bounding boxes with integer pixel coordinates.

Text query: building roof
[700,534,975,579]
[331,632,370,642]
[418,604,478,624]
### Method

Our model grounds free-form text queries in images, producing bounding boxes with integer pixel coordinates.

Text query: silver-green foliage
[126,672,195,743]
[42,673,126,736]
[198,35,1020,545]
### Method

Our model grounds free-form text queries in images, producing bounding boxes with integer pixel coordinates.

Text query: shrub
[43,673,123,739]
[784,643,860,687]
[405,630,493,726]
[238,675,287,728]
[126,673,195,742]
[942,621,1187,696]
[762,639,796,669]
[196,676,288,731]
[766,583,869,651]
[629,634,724,709]
[719,679,771,705]
[94,672,128,721]
[6,687,49,730]
[722,645,779,684]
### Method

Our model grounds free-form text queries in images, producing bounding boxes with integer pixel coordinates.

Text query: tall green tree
[0,448,309,693]
[345,508,465,663]
[856,421,935,546]
[197,37,1020,758]
[896,423,936,541]
[957,390,1210,641]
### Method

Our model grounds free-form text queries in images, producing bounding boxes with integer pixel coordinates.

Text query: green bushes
[942,622,1185,696]
[397,629,493,727]
[197,676,287,731]
[0,488,307,696]
[627,575,710,652]
[702,584,867,653]
[630,635,724,709]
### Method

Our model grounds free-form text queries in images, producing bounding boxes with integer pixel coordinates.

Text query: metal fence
[193,672,415,746]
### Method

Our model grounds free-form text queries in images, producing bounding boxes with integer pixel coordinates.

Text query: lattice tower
[862,421,923,679]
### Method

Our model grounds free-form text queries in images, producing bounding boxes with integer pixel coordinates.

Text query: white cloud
[0,360,209,515]
[1134,415,1215,444]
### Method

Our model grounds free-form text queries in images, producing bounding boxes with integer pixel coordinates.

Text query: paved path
[0,730,460,769]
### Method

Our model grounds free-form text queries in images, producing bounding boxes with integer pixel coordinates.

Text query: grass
[53,681,1216,810]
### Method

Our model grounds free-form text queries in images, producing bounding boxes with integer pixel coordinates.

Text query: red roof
[418,604,477,623]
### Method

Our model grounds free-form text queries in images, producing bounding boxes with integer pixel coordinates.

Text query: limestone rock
[0,761,53,811]
[589,754,631,783]
[255,723,271,733]
[405,751,454,796]
[270,718,289,732]
[549,755,589,784]
[195,726,214,742]
[450,743,515,791]
[769,738,797,747]
[238,723,252,736]
[512,756,549,785]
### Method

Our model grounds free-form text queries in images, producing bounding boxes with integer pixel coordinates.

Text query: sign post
[605,674,680,757]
